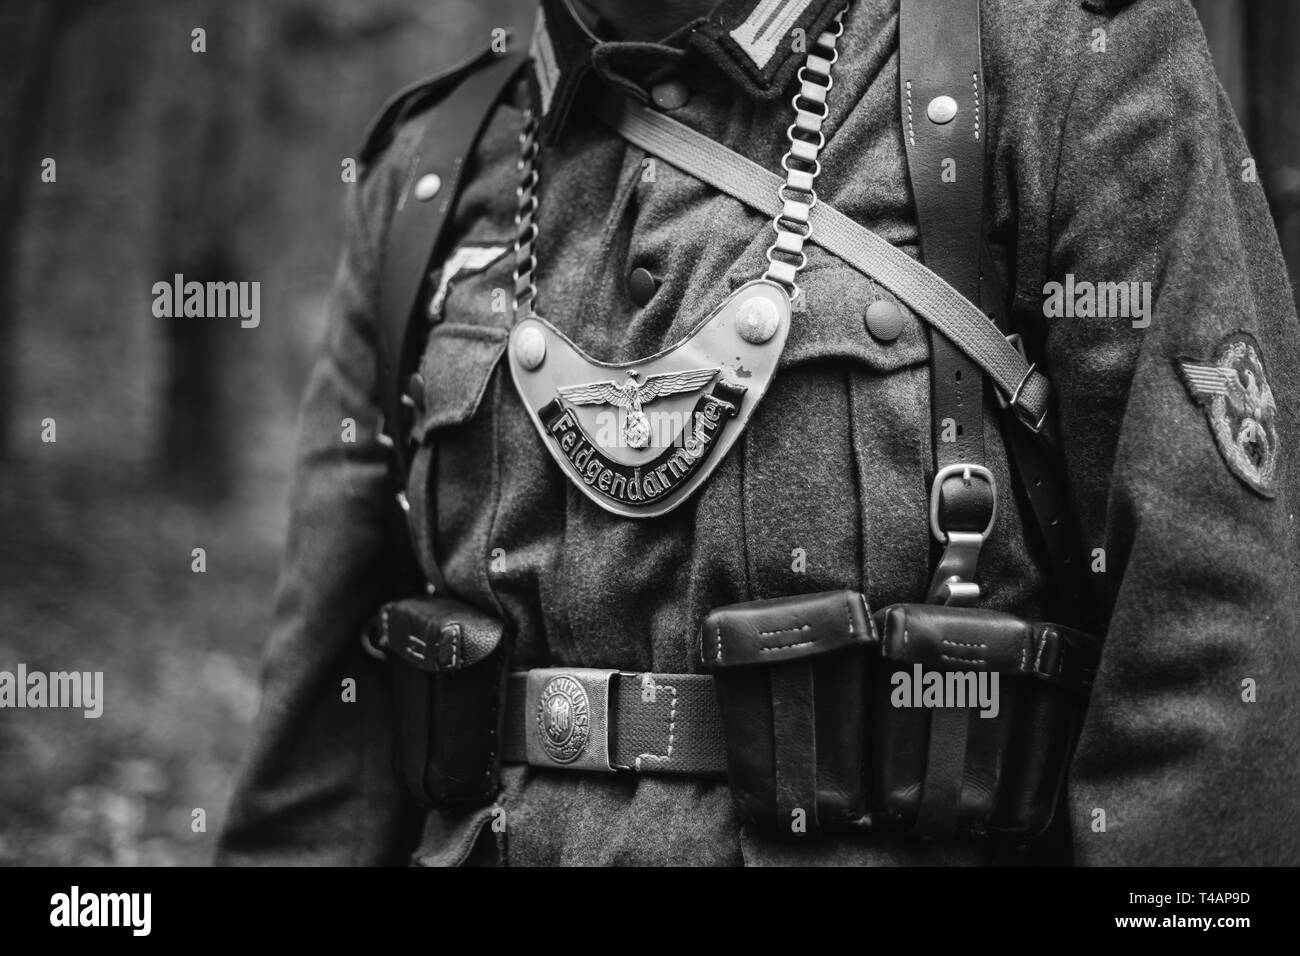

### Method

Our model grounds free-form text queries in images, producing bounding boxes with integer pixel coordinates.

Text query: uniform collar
[530,0,846,143]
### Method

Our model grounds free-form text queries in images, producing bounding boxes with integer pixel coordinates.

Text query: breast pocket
[735,255,935,610]
[411,323,507,441]
[407,321,509,606]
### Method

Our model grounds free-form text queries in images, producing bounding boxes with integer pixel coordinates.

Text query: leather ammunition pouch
[872,603,1099,838]
[375,596,510,806]
[700,591,875,831]
[700,592,1100,839]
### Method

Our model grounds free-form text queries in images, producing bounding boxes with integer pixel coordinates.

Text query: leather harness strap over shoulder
[900,0,987,482]
[373,48,528,489]
[896,0,1091,626]
[899,0,1092,626]
[899,0,988,838]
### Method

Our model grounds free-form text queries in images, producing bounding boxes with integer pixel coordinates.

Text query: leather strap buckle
[929,463,997,543]
[994,334,1050,434]
[927,464,997,606]
[1009,363,1049,434]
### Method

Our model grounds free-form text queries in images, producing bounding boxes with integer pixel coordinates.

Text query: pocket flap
[380,596,506,673]
[875,604,1029,672]
[873,605,1103,691]
[413,323,508,440]
[699,590,875,669]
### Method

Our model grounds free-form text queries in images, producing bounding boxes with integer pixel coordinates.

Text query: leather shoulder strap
[899,0,994,837]
[360,47,501,167]
[898,0,1093,626]
[899,0,995,604]
[374,49,527,483]
[899,0,987,398]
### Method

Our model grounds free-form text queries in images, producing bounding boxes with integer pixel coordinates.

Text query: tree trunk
[0,3,73,463]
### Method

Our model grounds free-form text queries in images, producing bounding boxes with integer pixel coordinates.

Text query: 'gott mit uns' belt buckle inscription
[525,668,618,772]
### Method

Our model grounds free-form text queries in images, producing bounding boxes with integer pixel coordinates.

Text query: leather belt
[501,670,729,776]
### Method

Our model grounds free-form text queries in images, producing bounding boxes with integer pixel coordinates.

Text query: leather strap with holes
[900,0,988,492]
[899,0,990,837]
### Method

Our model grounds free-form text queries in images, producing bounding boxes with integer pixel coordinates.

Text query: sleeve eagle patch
[1176,332,1279,498]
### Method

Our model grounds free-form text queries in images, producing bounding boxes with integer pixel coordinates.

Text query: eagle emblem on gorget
[1177,334,1279,498]
[557,367,718,449]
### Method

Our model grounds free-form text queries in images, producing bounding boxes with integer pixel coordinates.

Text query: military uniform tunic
[217,0,1300,866]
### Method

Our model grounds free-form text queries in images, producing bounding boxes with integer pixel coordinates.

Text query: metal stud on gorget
[514,325,547,370]
[736,295,780,344]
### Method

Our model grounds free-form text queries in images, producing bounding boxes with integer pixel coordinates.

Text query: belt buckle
[525,668,619,773]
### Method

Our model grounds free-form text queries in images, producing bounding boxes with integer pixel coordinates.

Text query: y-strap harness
[363,1,1099,837]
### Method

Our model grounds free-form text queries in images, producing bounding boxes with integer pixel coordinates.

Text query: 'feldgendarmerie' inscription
[540,382,745,507]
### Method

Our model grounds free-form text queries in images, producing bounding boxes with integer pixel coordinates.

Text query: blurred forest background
[0,0,1297,866]
[0,0,529,866]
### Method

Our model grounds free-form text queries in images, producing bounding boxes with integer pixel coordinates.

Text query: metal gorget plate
[507,279,791,518]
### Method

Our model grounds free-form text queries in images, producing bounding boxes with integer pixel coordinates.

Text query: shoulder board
[359,43,502,166]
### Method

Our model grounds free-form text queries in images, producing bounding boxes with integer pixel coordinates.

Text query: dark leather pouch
[871,603,1100,839]
[377,596,509,806]
[699,590,875,833]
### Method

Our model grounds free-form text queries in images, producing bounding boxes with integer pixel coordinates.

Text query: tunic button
[865,299,905,342]
[629,267,658,306]
[650,80,690,111]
